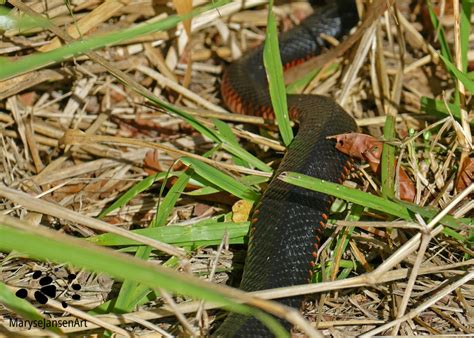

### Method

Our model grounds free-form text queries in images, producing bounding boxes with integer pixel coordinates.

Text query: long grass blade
[263,0,293,146]
[180,157,259,201]
[0,218,288,336]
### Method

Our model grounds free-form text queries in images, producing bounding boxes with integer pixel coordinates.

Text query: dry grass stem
[158,287,198,337]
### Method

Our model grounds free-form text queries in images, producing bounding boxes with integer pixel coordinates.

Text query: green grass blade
[213,119,240,147]
[152,171,190,228]
[442,227,464,242]
[185,174,268,196]
[113,172,190,313]
[213,119,272,172]
[426,1,452,63]
[184,185,220,196]
[426,0,462,102]
[90,257,181,315]
[148,97,220,143]
[397,201,470,230]
[279,172,473,231]
[439,54,474,94]
[278,171,412,219]
[460,1,472,72]
[419,97,470,124]
[0,222,280,328]
[89,221,250,246]
[263,0,293,146]
[98,172,177,219]
[0,6,48,31]
[381,116,396,199]
[240,174,269,187]
[180,157,259,201]
[213,118,248,168]
[286,67,321,94]
[329,204,364,280]
[286,62,339,94]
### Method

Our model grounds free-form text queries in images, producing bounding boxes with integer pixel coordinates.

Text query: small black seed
[32,271,42,279]
[71,294,81,301]
[67,274,76,281]
[61,301,68,308]
[72,284,81,291]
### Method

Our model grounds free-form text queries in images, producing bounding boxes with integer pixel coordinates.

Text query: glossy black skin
[215,1,358,336]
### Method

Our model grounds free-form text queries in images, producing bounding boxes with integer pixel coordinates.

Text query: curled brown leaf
[334,133,415,202]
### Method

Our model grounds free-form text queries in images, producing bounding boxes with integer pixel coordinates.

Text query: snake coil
[216,1,359,336]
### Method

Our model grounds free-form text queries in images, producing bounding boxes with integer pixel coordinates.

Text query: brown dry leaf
[469,60,474,72]
[455,157,474,192]
[232,200,253,223]
[193,203,211,217]
[18,92,37,106]
[335,133,415,201]
[143,150,162,174]
[398,165,416,202]
[335,133,382,172]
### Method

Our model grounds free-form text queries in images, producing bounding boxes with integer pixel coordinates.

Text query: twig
[452,0,471,148]
[123,314,173,337]
[195,232,228,327]
[158,288,198,337]
[391,215,431,335]
[137,65,227,113]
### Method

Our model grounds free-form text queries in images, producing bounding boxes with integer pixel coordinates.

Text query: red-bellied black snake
[216,1,359,336]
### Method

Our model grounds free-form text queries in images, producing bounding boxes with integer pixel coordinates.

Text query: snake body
[216,1,359,336]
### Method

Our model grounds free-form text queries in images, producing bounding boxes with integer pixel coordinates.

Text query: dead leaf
[335,133,382,172]
[18,91,37,106]
[232,200,253,223]
[193,203,212,217]
[456,157,474,192]
[143,150,162,174]
[334,132,415,202]
[398,165,416,202]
